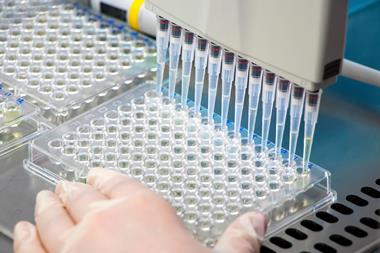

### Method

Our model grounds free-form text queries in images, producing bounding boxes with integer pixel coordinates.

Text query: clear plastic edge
[0,118,49,156]
[0,86,50,155]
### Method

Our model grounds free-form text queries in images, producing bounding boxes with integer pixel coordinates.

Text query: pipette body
[207,44,222,122]
[234,58,249,136]
[275,78,291,156]
[221,51,236,127]
[288,85,305,162]
[248,64,263,142]
[194,37,209,112]
[156,17,170,93]
[168,24,183,99]
[261,71,277,149]
[152,15,325,181]
[181,31,196,106]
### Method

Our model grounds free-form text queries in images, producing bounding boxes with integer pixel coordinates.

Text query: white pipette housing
[146,0,348,91]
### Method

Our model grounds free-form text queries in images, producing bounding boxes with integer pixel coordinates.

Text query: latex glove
[14,168,267,253]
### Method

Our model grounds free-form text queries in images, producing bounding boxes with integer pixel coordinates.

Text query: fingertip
[14,221,46,253]
[55,181,86,204]
[54,179,107,222]
[87,167,112,184]
[36,190,54,201]
[87,167,131,190]
[14,221,33,241]
[35,190,54,208]
[55,180,68,195]
[86,167,146,198]
[35,190,60,217]
[251,212,269,234]
[214,211,269,253]
[242,211,268,240]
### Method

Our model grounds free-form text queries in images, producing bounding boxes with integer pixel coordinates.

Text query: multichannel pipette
[181,30,196,106]
[194,37,209,112]
[261,70,277,149]
[248,64,263,142]
[152,15,327,171]
[221,51,236,126]
[234,58,249,136]
[275,77,291,156]
[207,44,222,122]
[303,90,322,171]
[288,85,305,162]
[147,0,350,176]
[156,17,170,93]
[168,23,183,99]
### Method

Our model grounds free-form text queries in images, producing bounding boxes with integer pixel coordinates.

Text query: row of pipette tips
[155,17,322,170]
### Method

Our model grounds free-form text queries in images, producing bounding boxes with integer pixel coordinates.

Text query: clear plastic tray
[0,1,156,124]
[25,82,335,246]
[0,83,47,155]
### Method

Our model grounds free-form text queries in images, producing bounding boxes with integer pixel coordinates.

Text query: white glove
[14,168,267,253]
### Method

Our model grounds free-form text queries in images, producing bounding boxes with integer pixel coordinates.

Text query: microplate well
[0,1,156,124]
[25,82,335,246]
[0,83,46,155]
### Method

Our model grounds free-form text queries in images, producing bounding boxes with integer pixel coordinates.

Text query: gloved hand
[14,168,267,253]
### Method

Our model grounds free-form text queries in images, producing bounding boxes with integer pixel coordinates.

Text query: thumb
[213,212,268,253]
[14,221,47,253]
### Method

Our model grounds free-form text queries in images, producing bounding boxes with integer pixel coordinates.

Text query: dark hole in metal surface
[314,243,337,253]
[376,178,380,186]
[360,217,380,229]
[329,234,352,247]
[316,211,339,223]
[301,220,323,232]
[285,228,308,240]
[260,245,276,253]
[345,226,368,238]
[361,186,380,198]
[330,203,353,215]
[375,209,380,216]
[269,237,292,249]
[346,195,368,207]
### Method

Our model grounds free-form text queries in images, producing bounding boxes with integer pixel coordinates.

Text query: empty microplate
[25,82,335,247]
[0,1,156,124]
[0,84,46,155]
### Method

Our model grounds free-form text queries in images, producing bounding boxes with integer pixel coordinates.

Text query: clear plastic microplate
[0,1,156,124]
[0,83,46,155]
[25,82,335,247]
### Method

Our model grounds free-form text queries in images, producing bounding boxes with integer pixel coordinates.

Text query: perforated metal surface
[261,176,380,253]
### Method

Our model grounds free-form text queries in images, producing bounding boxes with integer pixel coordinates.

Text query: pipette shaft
[156,17,170,93]
[261,70,277,149]
[207,44,222,122]
[248,64,263,142]
[234,58,249,136]
[181,31,195,106]
[168,24,183,99]
[275,78,291,156]
[303,90,322,171]
[221,51,236,126]
[194,37,209,112]
[288,85,305,162]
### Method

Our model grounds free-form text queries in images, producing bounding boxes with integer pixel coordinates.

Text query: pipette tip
[302,89,322,171]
